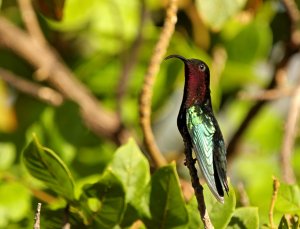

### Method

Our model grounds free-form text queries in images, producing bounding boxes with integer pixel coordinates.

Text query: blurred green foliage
[0,0,300,228]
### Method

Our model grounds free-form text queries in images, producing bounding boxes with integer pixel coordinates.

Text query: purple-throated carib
[165,54,229,203]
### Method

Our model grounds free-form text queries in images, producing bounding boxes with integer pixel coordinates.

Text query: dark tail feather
[213,158,229,197]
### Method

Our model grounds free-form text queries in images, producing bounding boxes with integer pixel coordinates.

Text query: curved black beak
[164,54,188,63]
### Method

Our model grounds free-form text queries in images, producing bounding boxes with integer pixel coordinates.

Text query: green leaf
[0,142,15,171]
[110,138,150,206]
[203,181,236,229]
[33,0,65,21]
[186,196,202,229]
[0,182,30,227]
[22,134,75,201]
[83,170,126,228]
[110,138,150,226]
[143,163,188,229]
[227,207,259,229]
[276,183,300,214]
[223,20,272,63]
[195,0,247,30]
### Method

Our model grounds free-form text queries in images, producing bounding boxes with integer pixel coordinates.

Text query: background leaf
[275,183,300,214]
[83,170,126,228]
[195,0,247,30]
[110,138,150,226]
[203,182,236,229]
[186,196,202,229]
[143,163,188,229]
[227,207,259,229]
[22,134,75,201]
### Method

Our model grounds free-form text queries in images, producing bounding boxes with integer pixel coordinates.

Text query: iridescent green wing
[186,105,223,202]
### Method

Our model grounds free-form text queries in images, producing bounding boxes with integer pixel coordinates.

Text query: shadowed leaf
[22,133,75,201]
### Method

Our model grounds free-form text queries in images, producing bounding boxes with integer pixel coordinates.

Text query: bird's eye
[199,64,206,72]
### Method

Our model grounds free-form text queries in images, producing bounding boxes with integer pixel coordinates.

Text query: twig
[184,141,213,229]
[238,87,294,101]
[17,0,46,45]
[279,0,300,184]
[117,0,147,118]
[0,68,64,106]
[227,48,297,161]
[34,203,42,229]
[0,14,123,141]
[282,0,300,23]
[269,177,280,229]
[280,84,300,183]
[282,0,300,47]
[227,0,300,160]
[139,0,178,167]
[237,182,249,206]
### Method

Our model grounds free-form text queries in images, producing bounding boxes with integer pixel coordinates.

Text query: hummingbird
[165,54,229,203]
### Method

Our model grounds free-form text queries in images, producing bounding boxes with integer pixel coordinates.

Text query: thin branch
[282,0,300,47]
[184,141,213,229]
[0,16,124,141]
[139,0,178,167]
[17,0,46,45]
[227,0,300,161]
[238,87,294,101]
[282,0,300,27]
[280,84,300,183]
[227,48,298,161]
[237,182,250,207]
[279,0,300,183]
[269,177,280,229]
[117,0,146,117]
[0,68,64,106]
[34,203,42,229]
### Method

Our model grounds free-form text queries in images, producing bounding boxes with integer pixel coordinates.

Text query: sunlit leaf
[0,182,30,227]
[83,170,126,228]
[227,207,259,229]
[143,163,188,228]
[0,142,15,170]
[22,134,75,201]
[203,181,236,229]
[33,0,65,21]
[110,138,150,204]
[195,0,247,30]
[110,138,150,226]
[186,196,202,229]
[276,183,300,214]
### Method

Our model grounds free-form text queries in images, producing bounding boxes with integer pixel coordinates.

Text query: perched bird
[165,54,229,203]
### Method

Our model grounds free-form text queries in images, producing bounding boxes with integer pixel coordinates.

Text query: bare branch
[282,0,300,27]
[34,203,42,229]
[117,0,147,117]
[269,177,280,229]
[237,182,250,207]
[0,16,123,140]
[139,0,178,167]
[238,87,294,101]
[17,0,46,45]
[280,85,300,183]
[282,0,300,46]
[0,68,64,106]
